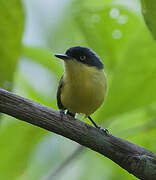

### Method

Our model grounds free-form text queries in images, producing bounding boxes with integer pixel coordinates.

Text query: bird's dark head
[55,46,104,70]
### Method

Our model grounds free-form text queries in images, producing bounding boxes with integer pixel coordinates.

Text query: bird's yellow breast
[61,60,107,115]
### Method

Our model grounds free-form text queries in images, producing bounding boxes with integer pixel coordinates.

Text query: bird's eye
[80,56,86,61]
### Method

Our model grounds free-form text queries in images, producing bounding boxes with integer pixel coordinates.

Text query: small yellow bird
[55,46,107,130]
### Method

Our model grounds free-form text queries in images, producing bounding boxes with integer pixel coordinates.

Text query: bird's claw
[59,109,65,120]
[97,126,109,135]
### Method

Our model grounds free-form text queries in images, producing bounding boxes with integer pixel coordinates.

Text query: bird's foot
[66,110,76,118]
[97,126,109,135]
[59,109,65,120]
[87,116,109,135]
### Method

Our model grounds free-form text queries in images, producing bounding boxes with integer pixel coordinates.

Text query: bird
[54,46,107,130]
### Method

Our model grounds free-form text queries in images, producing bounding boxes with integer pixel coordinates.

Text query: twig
[44,146,84,180]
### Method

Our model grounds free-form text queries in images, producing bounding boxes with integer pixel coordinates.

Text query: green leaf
[75,6,143,69]
[98,27,156,121]
[141,0,156,40]
[0,119,46,180]
[0,0,24,90]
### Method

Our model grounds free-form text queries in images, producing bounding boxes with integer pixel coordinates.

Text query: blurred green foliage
[22,46,63,77]
[0,0,24,90]
[74,6,143,69]
[141,0,156,39]
[99,27,156,121]
[0,0,156,180]
[0,120,46,180]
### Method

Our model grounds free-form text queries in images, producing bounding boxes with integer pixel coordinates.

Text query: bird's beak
[54,54,71,61]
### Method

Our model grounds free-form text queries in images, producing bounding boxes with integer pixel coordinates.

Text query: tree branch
[45,146,84,180]
[0,88,156,180]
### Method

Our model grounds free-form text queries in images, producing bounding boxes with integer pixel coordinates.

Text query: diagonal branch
[44,146,84,180]
[0,88,156,180]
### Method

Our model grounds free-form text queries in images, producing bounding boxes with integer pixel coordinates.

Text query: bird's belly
[61,76,106,115]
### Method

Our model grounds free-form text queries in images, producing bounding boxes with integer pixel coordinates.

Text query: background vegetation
[0,0,156,179]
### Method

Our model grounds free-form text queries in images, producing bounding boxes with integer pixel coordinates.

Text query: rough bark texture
[0,88,156,179]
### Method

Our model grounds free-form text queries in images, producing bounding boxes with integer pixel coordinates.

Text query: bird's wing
[57,74,66,110]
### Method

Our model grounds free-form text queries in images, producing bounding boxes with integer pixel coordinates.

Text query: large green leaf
[0,0,24,90]
[0,119,46,180]
[97,27,156,121]
[141,0,156,40]
[74,6,143,69]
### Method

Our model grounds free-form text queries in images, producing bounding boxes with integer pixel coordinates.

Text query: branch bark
[0,88,156,180]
